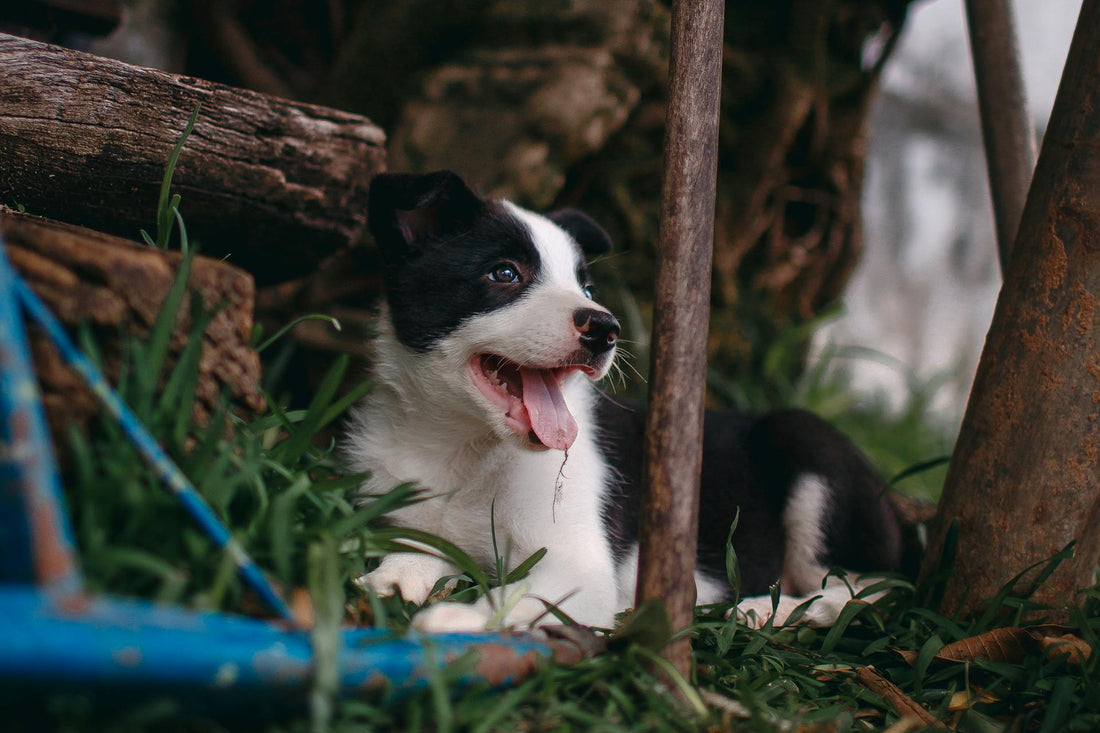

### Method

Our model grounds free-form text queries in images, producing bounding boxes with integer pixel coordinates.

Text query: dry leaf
[896,625,1092,667]
[947,688,999,712]
[1033,629,1092,665]
[933,627,1031,663]
[290,586,315,628]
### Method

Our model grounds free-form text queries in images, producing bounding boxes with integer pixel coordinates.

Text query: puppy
[345,170,912,633]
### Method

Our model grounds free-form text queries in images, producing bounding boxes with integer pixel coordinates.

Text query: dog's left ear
[548,208,613,257]
[368,170,487,263]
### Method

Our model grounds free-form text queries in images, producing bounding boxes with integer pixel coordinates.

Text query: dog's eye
[488,264,520,284]
[582,284,595,300]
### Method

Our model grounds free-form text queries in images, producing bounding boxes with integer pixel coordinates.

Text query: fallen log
[0,208,264,440]
[0,33,386,285]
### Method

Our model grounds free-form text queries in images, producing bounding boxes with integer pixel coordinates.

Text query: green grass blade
[154,104,200,248]
[273,354,348,466]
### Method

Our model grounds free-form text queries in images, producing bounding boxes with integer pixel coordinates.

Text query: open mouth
[468,354,594,451]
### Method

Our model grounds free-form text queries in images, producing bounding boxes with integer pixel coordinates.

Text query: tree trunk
[0,209,264,441]
[0,33,386,286]
[919,0,1100,617]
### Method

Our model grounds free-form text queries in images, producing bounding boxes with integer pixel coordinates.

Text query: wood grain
[0,33,385,285]
[0,209,263,439]
[635,0,724,677]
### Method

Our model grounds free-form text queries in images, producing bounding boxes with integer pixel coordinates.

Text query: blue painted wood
[11,264,293,623]
[0,588,549,699]
[0,239,82,592]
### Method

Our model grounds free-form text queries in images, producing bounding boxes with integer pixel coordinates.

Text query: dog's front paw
[411,602,494,634]
[733,590,858,629]
[733,595,785,629]
[355,568,434,606]
[355,553,454,606]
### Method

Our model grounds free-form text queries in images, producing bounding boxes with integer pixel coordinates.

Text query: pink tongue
[519,368,578,451]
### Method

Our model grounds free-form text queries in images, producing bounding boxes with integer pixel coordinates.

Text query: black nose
[573,308,620,355]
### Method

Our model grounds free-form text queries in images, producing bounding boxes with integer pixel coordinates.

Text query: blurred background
[3,0,1084,497]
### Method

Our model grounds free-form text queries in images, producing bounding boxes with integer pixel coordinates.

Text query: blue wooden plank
[9,256,292,623]
[0,236,82,592]
[0,588,554,700]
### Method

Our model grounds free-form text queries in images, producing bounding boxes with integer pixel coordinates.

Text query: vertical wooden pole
[636,0,724,677]
[920,0,1100,617]
[964,0,1038,274]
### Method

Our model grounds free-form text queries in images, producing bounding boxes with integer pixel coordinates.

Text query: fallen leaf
[933,627,1030,663]
[1033,629,1092,665]
[947,688,999,712]
[895,625,1092,667]
[290,586,315,629]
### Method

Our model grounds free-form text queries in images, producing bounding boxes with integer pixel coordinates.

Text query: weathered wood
[965,0,1038,273]
[920,0,1100,617]
[0,209,264,440]
[635,0,723,677]
[0,34,386,285]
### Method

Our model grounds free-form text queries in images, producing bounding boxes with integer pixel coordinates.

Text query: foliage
[12,267,1093,732]
[8,169,1088,731]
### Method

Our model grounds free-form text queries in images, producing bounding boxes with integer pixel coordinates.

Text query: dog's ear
[547,208,613,257]
[368,171,487,261]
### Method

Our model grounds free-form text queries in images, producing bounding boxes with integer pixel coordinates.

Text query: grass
[7,125,1096,729]
[14,272,1095,733]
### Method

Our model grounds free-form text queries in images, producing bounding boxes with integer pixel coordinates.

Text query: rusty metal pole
[964,0,1038,273]
[635,0,724,677]
[920,0,1100,617]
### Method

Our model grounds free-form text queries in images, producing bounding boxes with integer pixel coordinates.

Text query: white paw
[733,595,786,629]
[411,602,494,634]
[356,553,453,605]
[355,568,434,605]
[733,588,864,629]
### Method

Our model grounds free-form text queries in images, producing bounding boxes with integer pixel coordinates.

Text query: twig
[856,666,946,729]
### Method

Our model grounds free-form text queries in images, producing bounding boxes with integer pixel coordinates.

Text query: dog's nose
[573,308,619,354]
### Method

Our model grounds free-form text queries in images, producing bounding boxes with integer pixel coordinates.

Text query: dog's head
[367,170,619,452]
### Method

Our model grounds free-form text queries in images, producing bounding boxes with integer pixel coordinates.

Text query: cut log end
[1,209,264,442]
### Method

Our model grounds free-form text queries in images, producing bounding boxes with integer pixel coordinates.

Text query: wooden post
[635,0,724,677]
[920,0,1100,617]
[964,0,1038,273]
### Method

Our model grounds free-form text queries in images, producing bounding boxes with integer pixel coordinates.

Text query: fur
[345,170,912,632]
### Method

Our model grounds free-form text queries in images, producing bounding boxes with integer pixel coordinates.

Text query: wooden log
[0,33,386,285]
[635,0,724,677]
[0,208,264,441]
[920,0,1100,617]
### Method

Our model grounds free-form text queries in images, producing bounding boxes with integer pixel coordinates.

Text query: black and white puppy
[345,170,911,633]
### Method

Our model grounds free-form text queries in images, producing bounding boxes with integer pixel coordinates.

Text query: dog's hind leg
[734,473,894,628]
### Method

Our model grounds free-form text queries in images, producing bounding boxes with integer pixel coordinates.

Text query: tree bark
[636,0,723,678]
[920,0,1100,617]
[0,209,264,441]
[0,33,386,286]
[964,0,1037,273]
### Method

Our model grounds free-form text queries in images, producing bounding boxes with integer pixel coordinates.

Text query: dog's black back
[596,395,913,597]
